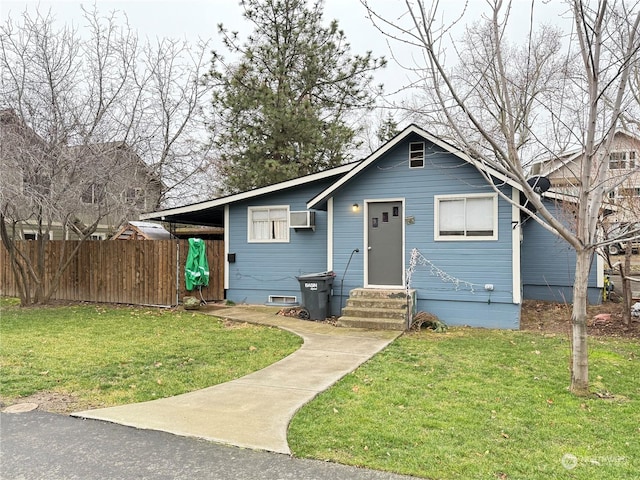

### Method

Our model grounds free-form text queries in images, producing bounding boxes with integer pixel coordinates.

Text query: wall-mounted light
[352,203,360,212]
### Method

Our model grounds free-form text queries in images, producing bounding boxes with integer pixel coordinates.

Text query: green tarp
[185,238,210,291]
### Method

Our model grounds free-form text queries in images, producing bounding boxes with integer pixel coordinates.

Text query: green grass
[289,328,640,480]
[3,299,639,479]
[0,301,301,409]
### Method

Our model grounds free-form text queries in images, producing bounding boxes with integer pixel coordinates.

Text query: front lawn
[2,299,638,479]
[289,328,640,480]
[0,301,301,411]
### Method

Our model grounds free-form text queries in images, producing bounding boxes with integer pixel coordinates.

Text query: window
[82,184,105,204]
[248,206,289,242]
[619,187,640,198]
[21,230,53,240]
[435,194,497,240]
[409,142,425,168]
[126,187,143,202]
[609,151,637,170]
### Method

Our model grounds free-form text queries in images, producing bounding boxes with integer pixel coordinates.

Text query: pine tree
[208,0,385,193]
[376,114,399,144]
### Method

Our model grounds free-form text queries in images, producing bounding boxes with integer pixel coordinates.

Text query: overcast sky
[1,0,571,100]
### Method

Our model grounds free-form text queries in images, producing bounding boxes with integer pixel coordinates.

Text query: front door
[366,200,403,287]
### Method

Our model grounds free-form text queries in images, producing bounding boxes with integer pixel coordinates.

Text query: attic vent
[290,211,315,229]
[409,142,425,168]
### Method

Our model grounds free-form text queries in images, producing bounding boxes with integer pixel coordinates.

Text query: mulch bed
[521,299,640,339]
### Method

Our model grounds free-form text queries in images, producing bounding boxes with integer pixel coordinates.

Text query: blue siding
[226,181,333,305]
[330,134,520,328]
[521,200,601,304]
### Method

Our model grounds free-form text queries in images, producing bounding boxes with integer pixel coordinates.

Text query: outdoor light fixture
[352,203,360,212]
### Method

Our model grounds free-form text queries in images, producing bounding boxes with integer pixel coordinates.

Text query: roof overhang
[542,191,618,216]
[140,162,357,226]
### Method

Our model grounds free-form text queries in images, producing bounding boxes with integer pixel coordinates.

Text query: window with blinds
[435,194,498,240]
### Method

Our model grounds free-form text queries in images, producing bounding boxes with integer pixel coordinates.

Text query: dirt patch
[521,300,640,339]
[0,391,96,415]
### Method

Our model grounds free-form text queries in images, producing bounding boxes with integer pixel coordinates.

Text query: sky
[0,1,405,79]
[1,0,571,101]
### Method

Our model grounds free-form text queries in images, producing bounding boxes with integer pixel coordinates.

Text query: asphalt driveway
[1,410,419,480]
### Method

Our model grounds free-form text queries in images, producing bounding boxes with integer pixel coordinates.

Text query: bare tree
[0,6,213,305]
[362,0,640,395]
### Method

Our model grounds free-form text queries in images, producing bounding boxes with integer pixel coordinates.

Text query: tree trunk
[570,248,591,395]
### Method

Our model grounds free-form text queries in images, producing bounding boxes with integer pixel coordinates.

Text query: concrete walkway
[73,306,401,455]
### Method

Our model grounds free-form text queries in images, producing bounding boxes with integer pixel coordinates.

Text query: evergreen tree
[376,114,399,144]
[208,0,385,193]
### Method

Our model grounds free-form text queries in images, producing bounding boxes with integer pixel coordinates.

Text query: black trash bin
[295,271,335,320]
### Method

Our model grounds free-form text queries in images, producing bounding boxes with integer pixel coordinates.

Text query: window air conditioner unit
[290,210,315,229]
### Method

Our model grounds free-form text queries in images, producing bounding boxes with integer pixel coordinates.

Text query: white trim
[327,197,334,272]
[247,205,290,243]
[596,250,605,289]
[140,163,355,221]
[434,193,498,241]
[224,205,229,290]
[364,198,406,288]
[307,124,521,210]
[512,187,522,304]
[409,141,426,169]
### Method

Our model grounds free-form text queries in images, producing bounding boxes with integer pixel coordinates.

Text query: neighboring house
[142,125,602,329]
[69,142,163,239]
[532,130,640,225]
[0,109,162,240]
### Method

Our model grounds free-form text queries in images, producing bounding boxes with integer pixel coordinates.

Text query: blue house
[521,196,605,305]
[142,125,603,329]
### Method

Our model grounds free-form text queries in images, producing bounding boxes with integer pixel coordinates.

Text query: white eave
[307,124,522,209]
[140,162,357,221]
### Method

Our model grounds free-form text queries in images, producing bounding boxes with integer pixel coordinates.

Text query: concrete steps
[337,288,416,331]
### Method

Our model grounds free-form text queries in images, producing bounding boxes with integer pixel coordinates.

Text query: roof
[141,124,523,225]
[307,124,521,209]
[140,162,357,226]
[111,221,174,240]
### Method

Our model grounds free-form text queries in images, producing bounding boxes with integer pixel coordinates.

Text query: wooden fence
[0,240,224,306]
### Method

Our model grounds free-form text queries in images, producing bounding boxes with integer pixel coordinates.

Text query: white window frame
[409,142,425,169]
[609,151,636,170]
[21,229,54,240]
[434,193,498,241]
[247,205,290,243]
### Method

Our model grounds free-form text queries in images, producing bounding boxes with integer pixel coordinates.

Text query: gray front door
[367,201,403,286]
